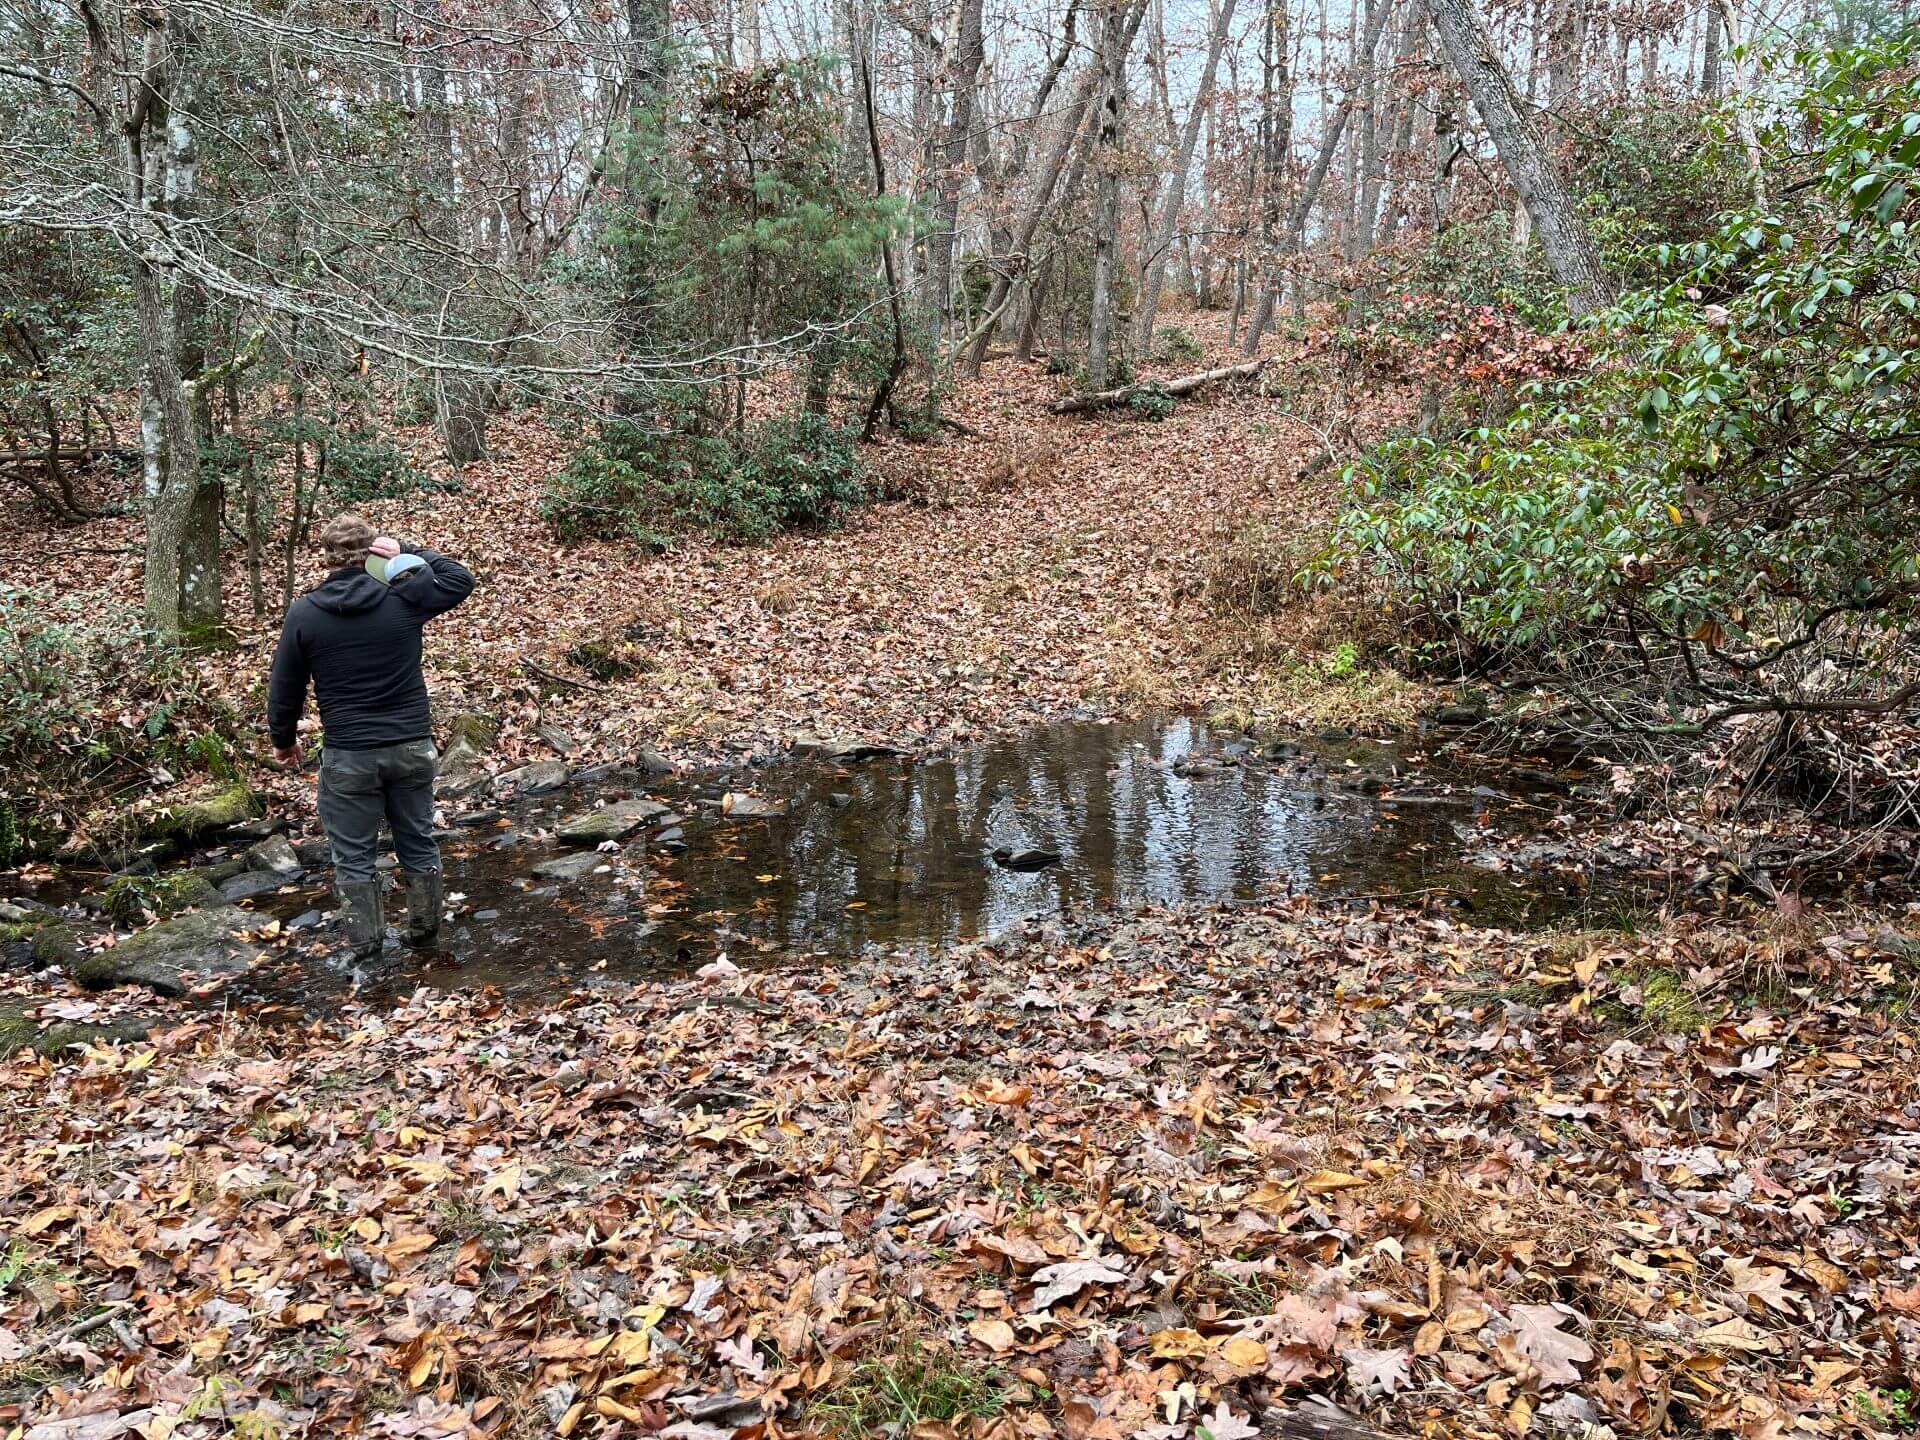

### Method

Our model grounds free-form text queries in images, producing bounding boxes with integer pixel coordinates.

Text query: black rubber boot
[402,869,444,950]
[338,879,385,960]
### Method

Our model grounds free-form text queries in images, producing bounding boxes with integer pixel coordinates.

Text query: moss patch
[148,781,261,843]
[1635,967,1713,1033]
[0,1006,152,1060]
[28,921,83,971]
[102,870,221,926]
[441,712,498,752]
[0,918,43,945]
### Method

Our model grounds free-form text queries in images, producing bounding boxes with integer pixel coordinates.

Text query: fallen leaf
[1029,1259,1129,1311]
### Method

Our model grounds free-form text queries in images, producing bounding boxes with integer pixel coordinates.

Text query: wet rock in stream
[40,904,261,995]
[220,870,293,902]
[496,761,569,797]
[246,833,303,877]
[556,798,670,844]
[993,845,1063,872]
[791,733,904,763]
[532,851,613,882]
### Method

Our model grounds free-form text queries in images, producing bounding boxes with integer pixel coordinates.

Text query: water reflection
[362,714,1600,991]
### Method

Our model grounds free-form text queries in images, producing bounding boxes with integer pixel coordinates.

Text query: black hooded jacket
[268,546,475,751]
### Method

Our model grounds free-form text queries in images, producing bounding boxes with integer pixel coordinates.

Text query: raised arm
[392,544,476,617]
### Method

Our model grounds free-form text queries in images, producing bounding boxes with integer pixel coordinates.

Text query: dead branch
[522,657,606,693]
[1053,358,1266,414]
[1266,1401,1400,1440]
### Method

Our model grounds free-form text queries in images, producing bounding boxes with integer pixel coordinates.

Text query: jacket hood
[308,565,390,615]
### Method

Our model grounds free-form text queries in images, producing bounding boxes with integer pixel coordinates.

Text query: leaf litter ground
[4,897,1917,1440]
[6,318,1918,1439]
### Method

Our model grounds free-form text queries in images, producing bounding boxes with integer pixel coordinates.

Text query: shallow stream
[196,714,1649,1000]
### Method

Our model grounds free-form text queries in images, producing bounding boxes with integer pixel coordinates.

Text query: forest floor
[4,898,1917,1440]
[6,314,1920,1440]
[7,312,1427,812]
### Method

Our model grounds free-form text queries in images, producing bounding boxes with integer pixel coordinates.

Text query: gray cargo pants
[316,738,440,884]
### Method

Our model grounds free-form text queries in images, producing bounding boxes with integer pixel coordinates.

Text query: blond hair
[318,512,375,569]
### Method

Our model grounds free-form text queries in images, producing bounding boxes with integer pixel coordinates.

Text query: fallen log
[1052,357,1266,414]
[0,445,134,466]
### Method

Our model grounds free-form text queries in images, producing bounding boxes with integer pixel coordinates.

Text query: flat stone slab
[69,906,260,996]
[532,851,611,881]
[556,798,669,845]
[792,733,903,762]
[245,834,303,876]
[719,792,787,819]
[220,870,290,902]
[496,761,569,796]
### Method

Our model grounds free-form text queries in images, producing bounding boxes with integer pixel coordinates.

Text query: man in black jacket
[269,512,475,958]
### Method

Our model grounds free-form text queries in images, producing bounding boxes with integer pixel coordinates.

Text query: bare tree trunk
[1699,0,1723,95]
[1714,0,1768,209]
[1511,0,1542,260]
[1087,0,1133,390]
[1346,0,1387,265]
[1545,0,1584,116]
[974,2,1079,356]
[1378,10,1425,246]
[419,0,487,465]
[738,0,761,66]
[1338,0,1373,266]
[1246,0,1392,351]
[857,15,911,440]
[81,3,212,640]
[166,13,220,638]
[1016,252,1056,361]
[1427,97,1457,237]
[1227,254,1247,345]
[963,0,1148,377]
[907,0,939,317]
[1197,102,1218,308]
[929,0,985,343]
[1136,0,1240,348]
[1241,0,1293,352]
[1426,0,1614,315]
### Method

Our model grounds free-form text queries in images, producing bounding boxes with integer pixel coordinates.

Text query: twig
[23,1301,133,1359]
[40,545,141,559]
[522,657,605,693]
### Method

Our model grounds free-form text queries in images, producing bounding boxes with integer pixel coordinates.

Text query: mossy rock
[442,712,499,752]
[101,870,221,926]
[0,1006,153,1061]
[146,782,262,844]
[70,905,258,995]
[29,920,83,970]
[0,906,45,945]
[435,712,499,800]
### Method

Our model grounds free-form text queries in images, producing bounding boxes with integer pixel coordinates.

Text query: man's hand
[274,745,302,767]
[370,536,402,560]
